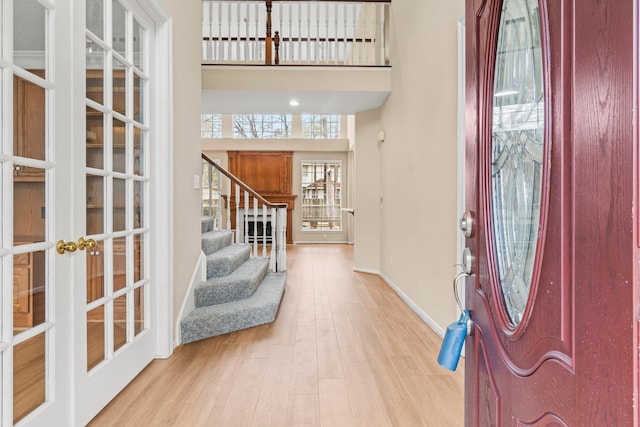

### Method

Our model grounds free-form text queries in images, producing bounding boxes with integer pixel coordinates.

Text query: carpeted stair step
[201,217,215,233]
[206,244,251,278]
[181,272,287,344]
[195,257,269,307]
[201,230,233,256]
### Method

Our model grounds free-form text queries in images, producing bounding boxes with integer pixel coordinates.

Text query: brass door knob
[56,240,78,254]
[77,237,97,251]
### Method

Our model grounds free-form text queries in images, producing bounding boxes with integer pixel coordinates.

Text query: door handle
[77,237,97,251]
[56,240,78,254]
[454,272,468,314]
[56,237,97,254]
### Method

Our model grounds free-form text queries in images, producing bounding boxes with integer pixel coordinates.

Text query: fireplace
[246,218,273,243]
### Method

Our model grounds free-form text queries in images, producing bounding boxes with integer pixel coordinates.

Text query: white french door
[3,0,73,425]
[1,0,170,426]
[73,1,160,425]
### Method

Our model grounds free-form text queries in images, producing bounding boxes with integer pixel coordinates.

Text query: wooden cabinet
[227,151,297,244]
[13,71,46,180]
[13,70,47,331]
[13,250,45,330]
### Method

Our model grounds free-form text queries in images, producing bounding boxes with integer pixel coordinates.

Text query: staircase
[180,218,287,344]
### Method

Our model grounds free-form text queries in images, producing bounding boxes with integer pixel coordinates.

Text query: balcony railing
[202,0,391,66]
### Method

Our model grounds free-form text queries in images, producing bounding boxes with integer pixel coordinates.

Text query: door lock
[460,211,474,238]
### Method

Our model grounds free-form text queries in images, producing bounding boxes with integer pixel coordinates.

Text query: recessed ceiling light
[289,99,299,106]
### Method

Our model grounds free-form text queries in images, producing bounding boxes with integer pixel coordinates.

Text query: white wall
[159,0,203,335]
[374,0,465,329]
[353,108,382,272]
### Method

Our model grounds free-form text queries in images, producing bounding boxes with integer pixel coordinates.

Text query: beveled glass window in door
[85,0,149,371]
[491,0,545,326]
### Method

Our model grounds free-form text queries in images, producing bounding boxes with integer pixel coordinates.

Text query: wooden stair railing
[202,153,288,272]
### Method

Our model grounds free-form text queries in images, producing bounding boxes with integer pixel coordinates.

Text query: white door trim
[147,5,174,359]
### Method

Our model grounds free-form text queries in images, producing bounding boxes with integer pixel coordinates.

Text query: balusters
[325,2,329,63]
[243,191,249,244]
[252,197,258,255]
[203,154,287,272]
[201,1,390,67]
[277,3,284,62]
[262,205,268,257]
[234,184,240,243]
[343,3,348,65]
[270,207,277,271]
[287,4,293,62]
[244,2,250,62]
[274,31,280,65]
[226,179,231,231]
[315,2,320,62]
[277,208,287,271]
[207,163,213,218]
[297,4,302,63]
[306,3,311,63]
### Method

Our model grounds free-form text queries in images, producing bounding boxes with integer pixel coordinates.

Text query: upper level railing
[202,153,288,272]
[202,0,391,66]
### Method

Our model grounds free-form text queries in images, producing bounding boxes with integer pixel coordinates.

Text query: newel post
[265,0,273,64]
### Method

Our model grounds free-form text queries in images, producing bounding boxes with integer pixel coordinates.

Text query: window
[301,161,342,231]
[202,160,222,218]
[302,114,341,139]
[201,114,222,138]
[233,114,291,138]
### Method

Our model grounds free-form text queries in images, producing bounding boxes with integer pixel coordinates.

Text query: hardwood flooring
[89,244,464,426]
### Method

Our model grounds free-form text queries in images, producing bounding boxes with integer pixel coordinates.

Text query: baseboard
[378,272,446,338]
[173,251,206,348]
[352,266,381,275]
[293,240,350,244]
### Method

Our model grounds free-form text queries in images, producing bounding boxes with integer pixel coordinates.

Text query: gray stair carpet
[181,272,287,344]
[201,217,215,233]
[194,257,269,307]
[206,244,251,278]
[201,230,233,256]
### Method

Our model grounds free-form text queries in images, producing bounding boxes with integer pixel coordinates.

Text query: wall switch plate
[194,175,200,189]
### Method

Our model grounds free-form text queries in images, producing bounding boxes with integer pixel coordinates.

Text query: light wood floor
[89,244,464,426]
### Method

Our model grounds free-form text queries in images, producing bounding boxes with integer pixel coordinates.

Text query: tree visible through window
[302,114,341,139]
[233,114,291,138]
[301,161,342,231]
[201,114,222,138]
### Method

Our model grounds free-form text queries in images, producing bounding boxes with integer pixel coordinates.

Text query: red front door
[464,0,637,425]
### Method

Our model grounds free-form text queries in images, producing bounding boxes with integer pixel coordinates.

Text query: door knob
[462,247,473,274]
[56,240,78,254]
[77,237,97,251]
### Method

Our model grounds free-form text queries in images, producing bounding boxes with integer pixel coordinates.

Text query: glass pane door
[84,0,150,371]
[76,1,153,424]
[3,0,73,425]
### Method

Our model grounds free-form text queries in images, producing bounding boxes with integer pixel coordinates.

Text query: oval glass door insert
[491,0,545,326]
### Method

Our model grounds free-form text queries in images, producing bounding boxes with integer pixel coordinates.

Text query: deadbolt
[460,211,474,238]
